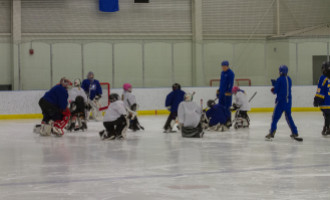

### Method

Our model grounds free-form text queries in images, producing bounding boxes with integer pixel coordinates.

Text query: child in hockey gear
[205,100,229,131]
[36,77,71,136]
[314,61,330,136]
[99,93,128,140]
[266,65,302,141]
[163,83,185,133]
[177,93,204,138]
[67,79,88,131]
[122,83,144,131]
[231,86,251,129]
[81,71,103,120]
[218,60,235,128]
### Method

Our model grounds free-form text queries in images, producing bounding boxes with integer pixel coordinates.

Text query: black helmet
[323,61,330,78]
[172,83,181,91]
[207,99,215,108]
[109,93,119,103]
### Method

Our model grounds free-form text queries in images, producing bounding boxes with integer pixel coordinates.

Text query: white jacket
[234,91,250,111]
[103,100,127,122]
[178,101,202,128]
[68,87,88,103]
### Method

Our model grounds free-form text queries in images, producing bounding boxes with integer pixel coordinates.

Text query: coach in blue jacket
[218,60,235,127]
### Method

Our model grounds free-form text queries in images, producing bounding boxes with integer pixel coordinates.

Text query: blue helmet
[221,60,229,66]
[279,65,288,76]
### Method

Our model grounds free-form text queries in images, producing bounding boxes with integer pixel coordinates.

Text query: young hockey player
[205,100,229,131]
[266,65,301,141]
[232,86,250,128]
[163,83,185,133]
[218,60,235,127]
[122,83,144,131]
[81,71,102,120]
[99,93,128,140]
[67,79,88,131]
[177,93,204,138]
[314,61,330,135]
[36,77,71,136]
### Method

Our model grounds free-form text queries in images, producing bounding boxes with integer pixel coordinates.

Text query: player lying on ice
[265,65,302,141]
[231,86,251,129]
[99,93,128,140]
[34,77,71,136]
[177,93,204,138]
[66,78,89,132]
[314,61,330,136]
[122,83,144,131]
[204,99,230,132]
[163,83,185,133]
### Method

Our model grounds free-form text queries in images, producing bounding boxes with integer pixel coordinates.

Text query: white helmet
[74,78,81,87]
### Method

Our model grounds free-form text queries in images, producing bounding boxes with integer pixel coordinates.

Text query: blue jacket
[43,85,68,110]
[272,75,292,103]
[206,104,228,126]
[219,68,235,97]
[315,75,330,110]
[81,79,102,100]
[165,90,185,113]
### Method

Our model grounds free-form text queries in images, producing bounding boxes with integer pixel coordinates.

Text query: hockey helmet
[60,77,72,89]
[322,61,330,78]
[232,86,239,94]
[87,71,94,80]
[172,83,181,91]
[279,65,288,76]
[73,78,81,87]
[207,99,216,108]
[109,93,119,103]
[123,83,132,91]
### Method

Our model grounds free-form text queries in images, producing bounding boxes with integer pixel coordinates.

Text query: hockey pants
[103,116,128,138]
[181,123,203,138]
[39,98,63,123]
[270,101,298,135]
[164,112,177,130]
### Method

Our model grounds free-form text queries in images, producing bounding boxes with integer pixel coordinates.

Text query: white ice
[0,112,330,200]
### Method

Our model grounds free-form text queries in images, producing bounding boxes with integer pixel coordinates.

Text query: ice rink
[0,112,330,200]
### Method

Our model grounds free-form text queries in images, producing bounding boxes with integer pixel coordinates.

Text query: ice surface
[0,112,329,200]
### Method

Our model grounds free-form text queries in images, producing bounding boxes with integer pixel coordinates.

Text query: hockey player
[163,83,185,133]
[122,83,144,131]
[232,86,250,128]
[218,60,235,127]
[266,65,300,141]
[314,61,330,135]
[67,79,88,131]
[81,71,102,120]
[99,93,128,140]
[37,77,71,136]
[177,93,204,138]
[205,100,229,131]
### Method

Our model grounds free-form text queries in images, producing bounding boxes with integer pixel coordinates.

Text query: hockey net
[99,82,111,111]
[209,79,252,87]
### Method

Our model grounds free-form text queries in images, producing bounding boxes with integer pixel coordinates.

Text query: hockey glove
[313,96,323,107]
[85,103,92,111]
[94,95,101,101]
[271,88,275,94]
[232,103,239,110]
[271,79,276,86]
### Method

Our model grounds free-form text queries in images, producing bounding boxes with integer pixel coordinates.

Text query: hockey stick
[248,91,257,103]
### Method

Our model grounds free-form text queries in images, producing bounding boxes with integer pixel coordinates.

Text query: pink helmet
[232,86,239,94]
[123,83,132,91]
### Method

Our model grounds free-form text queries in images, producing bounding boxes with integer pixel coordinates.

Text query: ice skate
[265,131,276,141]
[290,134,303,142]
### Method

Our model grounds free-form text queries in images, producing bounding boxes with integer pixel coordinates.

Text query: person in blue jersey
[205,99,229,131]
[36,77,71,136]
[218,60,235,127]
[313,61,330,135]
[163,83,185,133]
[81,71,103,120]
[265,65,299,140]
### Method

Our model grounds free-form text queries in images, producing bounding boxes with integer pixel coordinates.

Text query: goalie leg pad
[40,121,53,136]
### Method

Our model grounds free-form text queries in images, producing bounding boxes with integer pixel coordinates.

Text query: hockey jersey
[234,90,250,111]
[81,79,102,101]
[43,84,68,111]
[219,68,235,98]
[315,75,330,110]
[165,89,185,113]
[103,100,127,122]
[178,101,202,128]
[206,104,228,126]
[122,91,137,109]
[272,75,292,103]
[68,87,88,103]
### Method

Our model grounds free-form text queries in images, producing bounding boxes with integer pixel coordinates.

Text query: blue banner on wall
[99,0,119,12]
